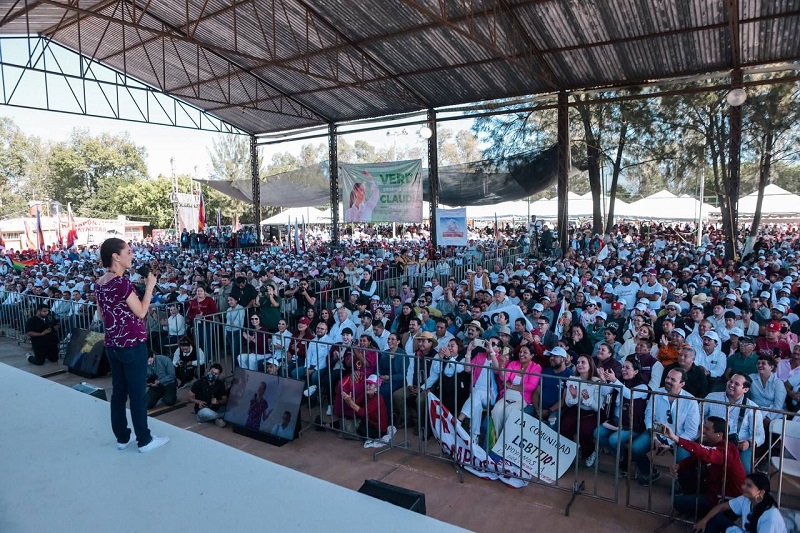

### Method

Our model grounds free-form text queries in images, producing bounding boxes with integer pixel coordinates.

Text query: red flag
[67,203,78,249]
[198,189,206,232]
[0,227,5,249]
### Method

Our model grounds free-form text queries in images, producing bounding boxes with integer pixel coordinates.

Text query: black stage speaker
[357,480,426,515]
[72,382,107,401]
[64,329,110,378]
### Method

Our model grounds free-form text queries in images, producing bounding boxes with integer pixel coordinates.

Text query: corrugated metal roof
[0,0,797,134]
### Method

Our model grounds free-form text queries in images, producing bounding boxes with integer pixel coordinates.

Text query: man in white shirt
[638,269,664,313]
[294,322,331,399]
[613,270,640,311]
[270,319,293,361]
[700,331,727,389]
[703,373,765,473]
[637,368,701,484]
[370,319,390,351]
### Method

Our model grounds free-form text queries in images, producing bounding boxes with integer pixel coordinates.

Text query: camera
[146,373,157,385]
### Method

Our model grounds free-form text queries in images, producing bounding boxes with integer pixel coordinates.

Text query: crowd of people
[2,218,799,530]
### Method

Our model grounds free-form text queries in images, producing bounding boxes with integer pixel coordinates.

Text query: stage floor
[0,362,466,533]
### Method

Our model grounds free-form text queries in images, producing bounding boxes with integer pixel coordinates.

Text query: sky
[0,104,472,180]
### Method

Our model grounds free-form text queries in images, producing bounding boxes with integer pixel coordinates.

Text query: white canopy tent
[737,184,800,217]
[261,206,328,225]
[466,201,531,220]
[625,190,718,221]
[524,192,631,220]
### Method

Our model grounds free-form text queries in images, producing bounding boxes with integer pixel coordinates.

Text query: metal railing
[625,387,800,525]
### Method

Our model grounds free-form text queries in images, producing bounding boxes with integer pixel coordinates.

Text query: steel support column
[726,69,743,260]
[329,123,340,245]
[250,134,261,245]
[427,109,439,250]
[557,91,570,255]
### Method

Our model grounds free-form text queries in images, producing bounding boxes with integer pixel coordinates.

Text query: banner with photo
[436,208,468,246]
[339,160,422,223]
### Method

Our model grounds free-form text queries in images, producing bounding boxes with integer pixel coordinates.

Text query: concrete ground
[0,335,751,532]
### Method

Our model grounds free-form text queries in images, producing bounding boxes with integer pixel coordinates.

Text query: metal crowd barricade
[0,291,103,346]
[282,339,624,510]
[146,300,190,356]
[389,355,624,509]
[193,310,231,377]
[625,388,800,526]
[0,289,32,343]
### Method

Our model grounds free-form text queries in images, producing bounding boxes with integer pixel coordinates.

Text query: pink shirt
[498,360,542,404]
[96,276,147,348]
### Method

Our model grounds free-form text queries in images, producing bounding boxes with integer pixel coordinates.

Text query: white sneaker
[585,451,597,468]
[325,405,333,417]
[116,434,135,450]
[303,385,317,398]
[139,435,169,453]
[214,418,227,428]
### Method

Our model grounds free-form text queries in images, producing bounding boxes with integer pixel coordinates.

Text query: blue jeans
[291,366,320,390]
[594,427,648,468]
[740,447,753,474]
[107,342,152,448]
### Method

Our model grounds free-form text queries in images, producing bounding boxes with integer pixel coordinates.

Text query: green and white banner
[339,160,422,223]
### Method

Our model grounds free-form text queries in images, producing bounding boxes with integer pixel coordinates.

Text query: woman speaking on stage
[96,238,169,453]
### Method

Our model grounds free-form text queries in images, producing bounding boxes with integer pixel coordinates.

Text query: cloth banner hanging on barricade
[489,409,577,484]
[339,160,422,223]
[427,392,576,488]
[436,208,468,246]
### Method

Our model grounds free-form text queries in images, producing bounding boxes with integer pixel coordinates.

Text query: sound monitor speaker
[72,382,107,401]
[64,329,109,378]
[357,480,426,515]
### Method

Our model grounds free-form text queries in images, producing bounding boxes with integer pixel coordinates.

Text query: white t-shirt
[726,495,787,533]
[614,281,640,310]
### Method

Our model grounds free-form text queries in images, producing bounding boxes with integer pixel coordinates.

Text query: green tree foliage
[0,117,51,216]
[48,129,147,209]
[207,133,274,226]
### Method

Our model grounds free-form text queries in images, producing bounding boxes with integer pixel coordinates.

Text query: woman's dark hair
[623,356,646,387]
[395,303,414,334]
[493,311,510,324]
[100,237,126,268]
[757,354,778,370]
[449,337,464,353]
[745,472,777,533]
